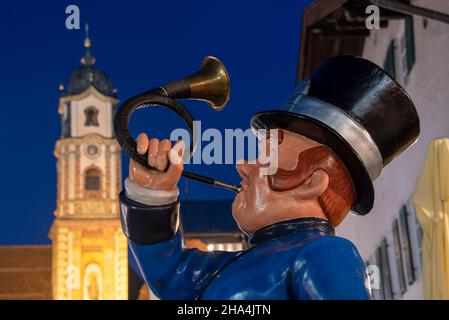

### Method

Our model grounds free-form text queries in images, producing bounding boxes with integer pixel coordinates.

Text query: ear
[294,169,329,200]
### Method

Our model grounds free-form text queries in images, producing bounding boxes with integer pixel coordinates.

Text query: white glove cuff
[124,178,179,206]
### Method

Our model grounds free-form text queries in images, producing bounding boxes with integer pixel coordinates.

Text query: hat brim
[251,110,374,215]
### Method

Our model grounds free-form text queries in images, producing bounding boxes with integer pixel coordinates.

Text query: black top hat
[251,55,420,215]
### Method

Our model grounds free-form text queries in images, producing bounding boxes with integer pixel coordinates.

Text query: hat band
[291,95,383,180]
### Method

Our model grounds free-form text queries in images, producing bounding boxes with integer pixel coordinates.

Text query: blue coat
[120,192,370,300]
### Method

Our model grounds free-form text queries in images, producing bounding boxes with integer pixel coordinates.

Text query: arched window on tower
[83,263,103,300]
[85,168,101,191]
[84,106,99,127]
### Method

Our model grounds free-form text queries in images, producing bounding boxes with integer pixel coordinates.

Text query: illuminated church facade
[49,29,127,300]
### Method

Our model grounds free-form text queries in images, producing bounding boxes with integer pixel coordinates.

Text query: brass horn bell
[159,56,230,110]
[114,55,241,193]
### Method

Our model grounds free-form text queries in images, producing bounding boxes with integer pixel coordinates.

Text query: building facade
[338,0,449,300]
[49,32,128,300]
[297,0,449,299]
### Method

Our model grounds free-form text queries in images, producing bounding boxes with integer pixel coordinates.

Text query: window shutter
[405,16,416,71]
[378,239,393,300]
[384,41,396,80]
[399,206,415,284]
[393,220,407,293]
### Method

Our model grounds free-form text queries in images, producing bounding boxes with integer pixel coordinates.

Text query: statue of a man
[119,55,420,300]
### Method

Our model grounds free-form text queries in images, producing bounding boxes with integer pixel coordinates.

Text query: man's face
[232,130,322,234]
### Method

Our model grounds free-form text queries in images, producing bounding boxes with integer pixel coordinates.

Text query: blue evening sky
[0,0,311,244]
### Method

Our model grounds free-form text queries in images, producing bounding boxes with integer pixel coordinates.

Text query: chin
[231,196,243,220]
[231,196,250,233]
[233,216,252,235]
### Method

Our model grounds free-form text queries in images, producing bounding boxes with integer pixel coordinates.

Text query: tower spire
[81,23,96,66]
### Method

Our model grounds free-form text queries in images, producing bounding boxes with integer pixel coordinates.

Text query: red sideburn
[268,146,355,226]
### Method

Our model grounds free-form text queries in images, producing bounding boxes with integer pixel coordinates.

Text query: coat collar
[248,217,335,246]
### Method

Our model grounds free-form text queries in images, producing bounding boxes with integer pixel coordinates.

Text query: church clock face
[84,143,101,159]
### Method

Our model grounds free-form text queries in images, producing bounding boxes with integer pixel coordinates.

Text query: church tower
[50,26,127,300]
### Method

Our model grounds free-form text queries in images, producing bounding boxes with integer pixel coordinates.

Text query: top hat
[251,55,420,215]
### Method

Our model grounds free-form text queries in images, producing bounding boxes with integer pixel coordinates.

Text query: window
[384,41,396,79]
[378,239,393,300]
[369,202,424,299]
[85,168,100,191]
[399,206,415,284]
[394,16,416,85]
[384,16,415,85]
[392,220,407,293]
[84,106,99,127]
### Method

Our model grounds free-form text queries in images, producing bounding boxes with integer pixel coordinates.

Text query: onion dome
[66,24,115,97]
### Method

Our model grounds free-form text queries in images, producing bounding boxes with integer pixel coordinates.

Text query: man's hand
[129,133,185,191]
